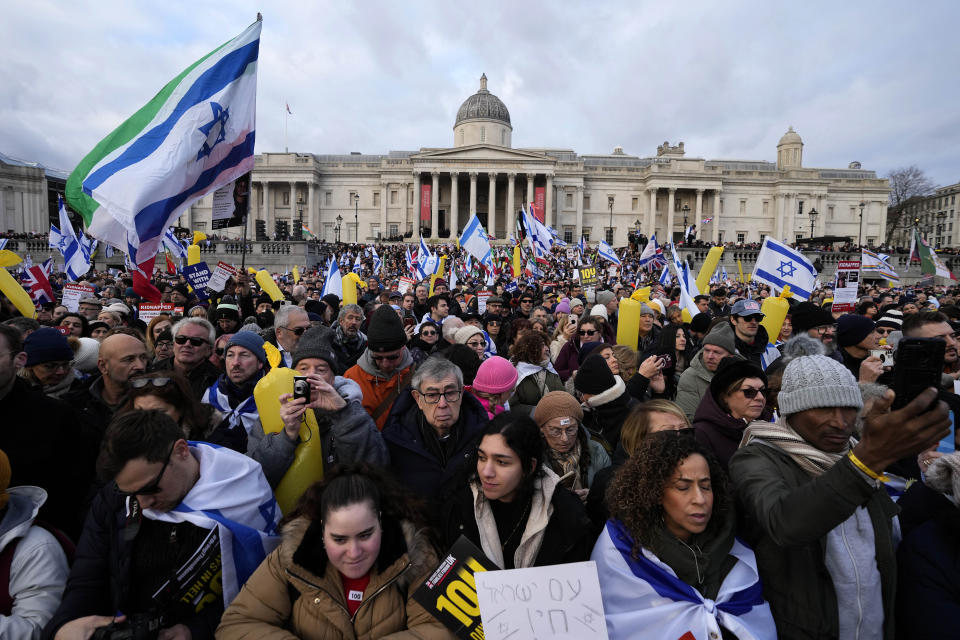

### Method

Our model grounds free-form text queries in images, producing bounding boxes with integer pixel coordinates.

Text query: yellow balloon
[247,267,257,275]
[192,231,207,245]
[187,245,201,266]
[681,308,692,323]
[630,286,650,303]
[256,270,284,301]
[292,266,300,284]
[616,298,641,350]
[695,247,724,294]
[342,272,364,305]
[0,251,23,268]
[0,269,36,318]
[254,368,325,513]
[760,286,792,344]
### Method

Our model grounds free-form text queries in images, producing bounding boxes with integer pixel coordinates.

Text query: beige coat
[216,516,454,640]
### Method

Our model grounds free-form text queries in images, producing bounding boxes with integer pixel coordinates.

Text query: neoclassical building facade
[180,74,890,247]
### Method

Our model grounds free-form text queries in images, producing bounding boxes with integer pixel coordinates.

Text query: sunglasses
[372,353,401,362]
[115,443,174,498]
[486,320,502,326]
[739,387,766,399]
[579,329,598,336]
[215,347,226,356]
[281,326,308,336]
[130,377,173,389]
[739,315,763,323]
[174,335,208,347]
[421,331,438,337]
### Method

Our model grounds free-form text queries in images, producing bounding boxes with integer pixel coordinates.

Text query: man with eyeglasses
[330,304,367,374]
[728,299,775,368]
[790,301,843,361]
[20,327,81,398]
[345,305,417,430]
[152,318,220,399]
[46,410,279,640]
[382,355,488,500]
[270,305,312,368]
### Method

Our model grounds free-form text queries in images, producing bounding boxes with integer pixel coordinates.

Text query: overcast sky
[2,0,958,189]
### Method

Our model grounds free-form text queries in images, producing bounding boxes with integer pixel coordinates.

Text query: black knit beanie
[366,305,407,352]
[574,353,616,395]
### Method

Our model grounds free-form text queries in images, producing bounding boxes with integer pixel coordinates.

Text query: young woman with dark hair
[439,412,593,570]
[592,433,776,639]
[218,463,451,639]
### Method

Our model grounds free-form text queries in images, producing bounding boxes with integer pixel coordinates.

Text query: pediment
[413,145,552,162]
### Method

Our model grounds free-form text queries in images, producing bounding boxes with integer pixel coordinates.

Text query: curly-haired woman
[509,332,563,417]
[591,433,776,640]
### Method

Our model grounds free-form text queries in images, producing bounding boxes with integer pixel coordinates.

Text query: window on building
[631,197,639,211]
[763,201,769,215]
[348,223,357,242]
[389,223,399,236]
[584,196,591,210]
[373,192,380,207]
[194,221,207,231]
[759,234,766,243]
[952,195,956,205]
[739,200,746,215]
[720,199,724,214]
[867,237,875,246]
[606,228,614,244]
[282,192,290,205]
[481,127,486,142]
[324,191,332,206]
[796,234,803,243]
[565,193,573,208]
[583,229,591,242]
[371,224,380,240]
[563,227,573,244]
[737,232,745,244]
[410,190,415,205]
[717,231,723,243]
[828,205,834,219]
[349,191,357,206]
[390,190,398,205]
[407,222,413,234]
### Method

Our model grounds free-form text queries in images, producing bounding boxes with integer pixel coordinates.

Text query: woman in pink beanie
[469,356,519,419]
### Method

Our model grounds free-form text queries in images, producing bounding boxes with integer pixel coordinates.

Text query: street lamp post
[335,214,343,243]
[808,207,818,242]
[681,204,690,244]
[858,201,865,247]
[607,195,614,244]
[353,193,360,244]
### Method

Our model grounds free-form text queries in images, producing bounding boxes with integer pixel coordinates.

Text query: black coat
[581,387,637,453]
[585,442,630,535]
[381,390,489,501]
[439,481,593,568]
[152,356,221,399]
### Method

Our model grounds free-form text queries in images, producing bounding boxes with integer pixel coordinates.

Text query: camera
[91,613,163,640]
[870,349,894,368]
[293,376,311,402]
[658,353,674,369]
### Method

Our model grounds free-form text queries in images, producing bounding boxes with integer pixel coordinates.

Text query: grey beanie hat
[778,355,863,416]
[702,322,736,355]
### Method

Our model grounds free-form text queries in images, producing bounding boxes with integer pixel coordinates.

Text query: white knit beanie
[778,355,863,416]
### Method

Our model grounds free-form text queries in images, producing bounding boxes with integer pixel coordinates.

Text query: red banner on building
[533,186,546,223]
[421,184,432,222]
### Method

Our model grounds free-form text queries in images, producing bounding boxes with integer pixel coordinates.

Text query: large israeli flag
[597,239,622,265]
[66,19,261,267]
[320,257,342,300]
[752,237,817,300]
[418,237,439,277]
[458,214,494,271]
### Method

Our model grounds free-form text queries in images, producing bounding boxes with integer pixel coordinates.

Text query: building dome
[455,74,511,127]
[778,126,802,146]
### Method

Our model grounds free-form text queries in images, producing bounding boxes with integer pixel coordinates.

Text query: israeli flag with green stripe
[65,18,261,264]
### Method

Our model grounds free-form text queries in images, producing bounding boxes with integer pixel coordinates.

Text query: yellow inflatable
[256,270,284,302]
[630,286,651,302]
[513,247,522,277]
[187,245,201,266]
[0,250,22,268]
[695,247,724,294]
[0,267,36,319]
[254,343,326,514]
[342,272,365,305]
[192,231,207,245]
[292,266,300,284]
[760,286,793,344]
[616,297,642,350]
[428,257,447,296]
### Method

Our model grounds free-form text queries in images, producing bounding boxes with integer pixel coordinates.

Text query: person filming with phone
[729,354,951,639]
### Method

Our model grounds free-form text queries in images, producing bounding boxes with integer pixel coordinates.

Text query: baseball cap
[731,299,764,317]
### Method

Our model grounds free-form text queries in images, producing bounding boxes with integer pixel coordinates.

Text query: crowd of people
[0,240,958,639]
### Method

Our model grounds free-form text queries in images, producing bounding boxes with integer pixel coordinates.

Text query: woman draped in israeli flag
[591,433,776,640]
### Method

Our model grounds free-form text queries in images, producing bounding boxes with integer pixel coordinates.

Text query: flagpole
[284,102,288,153]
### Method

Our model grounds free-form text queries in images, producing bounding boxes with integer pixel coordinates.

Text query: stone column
[546,174,555,227]
[816,195,825,237]
[576,186,584,241]
[469,172,478,221]
[488,172,497,238]
[449,172,459,234]
[666,188,676,244]
[647,188,657,238]
[289,181,297,228]
[784,193,795,242]
[431,171,440,239]
[506,173,516,239]
[712,191,721,244]
[379,181,388,241]
[695,189,704,240]
[412,172,421,243]
[264,182,273,237]
[308,183,316,238]
[526,173,535,208]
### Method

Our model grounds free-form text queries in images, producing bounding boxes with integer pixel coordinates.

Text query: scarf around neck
[740,415,855,477]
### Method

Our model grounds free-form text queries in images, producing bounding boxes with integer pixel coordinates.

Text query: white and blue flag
[418,237,440,278]
[638,233,666,269]
[459,213,495,272]
[578,236,586,254]
[597,239,622,265]
[162,227,187,259]
[659,264,671,286]
[752,237,817,301]
[370,246,383,274]
[352,254,362,275]
[320,257,342,300]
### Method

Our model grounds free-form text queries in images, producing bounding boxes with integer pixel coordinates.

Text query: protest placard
[139,302,178,321]
[477,290,491,315]
[207,261,237,292]
[578,266,599,286]
[831,260,860,314]
[475,561,608,640]
[412,536,498,640]
[182,262,212,301]
[397,276,415,294]
[62,283,94,312]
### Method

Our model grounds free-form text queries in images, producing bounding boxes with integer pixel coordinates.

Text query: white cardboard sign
[207,261,238,292]
[475,561,608,640]
[62,283,95,312]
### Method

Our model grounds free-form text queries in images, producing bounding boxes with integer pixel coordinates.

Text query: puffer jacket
[344,349,416,430]
[217,515,453,640]
[674,350,714,420]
